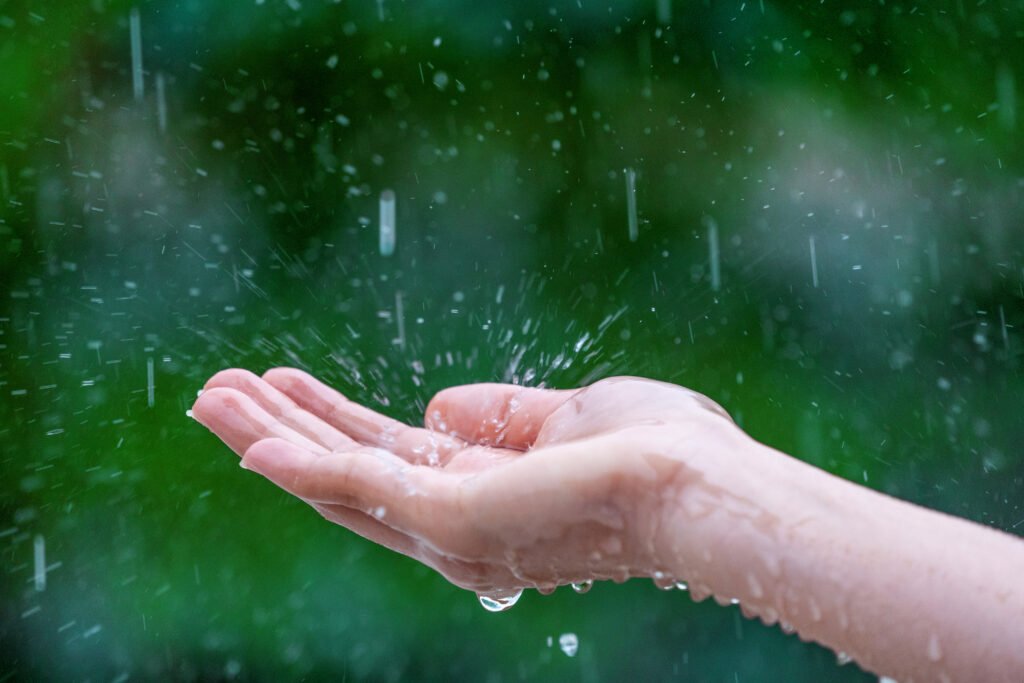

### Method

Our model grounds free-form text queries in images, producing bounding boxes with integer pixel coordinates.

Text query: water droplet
[673,581,688,591]
[927,633,943,662]
[570,580,592,594]
[807,598,822,622]
[558,633,578,657]
[780,620,795,634]
[477,589,523,613]
[652,572,676,591]
[836,651,852,666]
[746,573,764,598]
[837,609,850,630]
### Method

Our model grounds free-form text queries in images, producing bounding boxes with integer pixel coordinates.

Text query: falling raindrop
[379,189,396,256]
[996,63,1016,130]
[624,167,638,242]
[155,72,167,133]
[809,235,819,288]
[129,8,144,102]
[704,215,720,291]
[656,0,672,25]
[999,305,1009,351]
[558,633,578,657]
[33,535,46,592]
[394,291,406,349]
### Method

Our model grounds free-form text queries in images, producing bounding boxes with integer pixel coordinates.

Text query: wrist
[650,430,831,606]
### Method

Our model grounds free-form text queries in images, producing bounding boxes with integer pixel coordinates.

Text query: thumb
[424,383,577,449]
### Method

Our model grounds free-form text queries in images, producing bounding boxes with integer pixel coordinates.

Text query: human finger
[312,502,423,558]
[204,368,357,451]
[241,438,464,547]
[192,387,329,457]
[263,367,464,465]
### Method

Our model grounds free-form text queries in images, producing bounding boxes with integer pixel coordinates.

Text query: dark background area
[2,0,1023,680]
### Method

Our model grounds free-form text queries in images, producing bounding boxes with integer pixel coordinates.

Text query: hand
[191,368,738,599]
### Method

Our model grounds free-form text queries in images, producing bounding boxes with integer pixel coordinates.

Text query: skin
[192,369,1024,682]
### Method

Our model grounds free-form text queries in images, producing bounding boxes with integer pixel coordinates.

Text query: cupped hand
[191,368,736,597]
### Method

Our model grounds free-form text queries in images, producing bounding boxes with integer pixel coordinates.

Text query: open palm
[192,368,735,600]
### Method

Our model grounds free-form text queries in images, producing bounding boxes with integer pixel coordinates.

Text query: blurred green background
[2,0,1023,680]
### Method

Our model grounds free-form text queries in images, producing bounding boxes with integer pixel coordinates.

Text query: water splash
[477,589,523,613]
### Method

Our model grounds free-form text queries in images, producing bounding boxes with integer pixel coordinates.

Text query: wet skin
[193,368,1024,683]
[192,369,731,593]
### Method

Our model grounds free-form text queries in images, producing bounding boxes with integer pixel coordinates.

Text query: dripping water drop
[477,589,523,613]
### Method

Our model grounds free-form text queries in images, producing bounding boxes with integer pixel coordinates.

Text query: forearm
[653,432,1024,682]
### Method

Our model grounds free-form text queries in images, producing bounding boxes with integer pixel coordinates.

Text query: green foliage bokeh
[2,1,1023,680]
